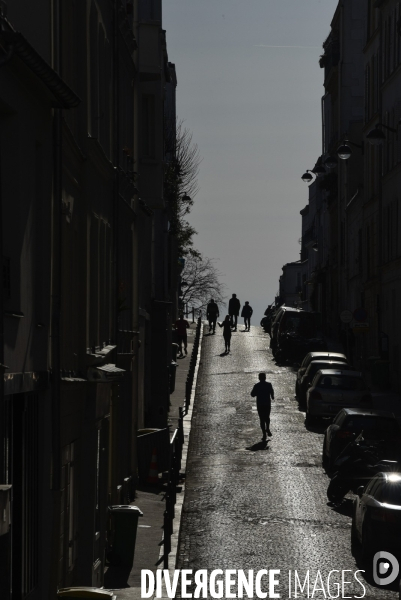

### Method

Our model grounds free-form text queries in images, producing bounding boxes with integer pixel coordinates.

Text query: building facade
[282,0,401,388]
[0,0,180,597]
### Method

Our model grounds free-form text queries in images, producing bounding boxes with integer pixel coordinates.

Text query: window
[142,95,156,157]
[317,375,367,391]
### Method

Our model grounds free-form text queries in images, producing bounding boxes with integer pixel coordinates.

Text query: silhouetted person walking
[250,373,274,441]
[228,293,241,331]
[241,301,253,331]
[218,315,232,353]
[174,314,190,356]
[206,299,219,333]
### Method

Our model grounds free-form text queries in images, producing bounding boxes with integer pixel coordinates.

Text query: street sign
[353,307,368,322]
[340,310,353,323]
[353,322,369,333]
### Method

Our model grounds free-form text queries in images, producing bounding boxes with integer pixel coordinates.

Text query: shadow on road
[246,440,269,451]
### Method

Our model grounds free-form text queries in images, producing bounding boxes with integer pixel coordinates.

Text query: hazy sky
[163,0,339,319]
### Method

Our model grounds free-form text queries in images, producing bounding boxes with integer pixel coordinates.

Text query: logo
[373,551,399,585]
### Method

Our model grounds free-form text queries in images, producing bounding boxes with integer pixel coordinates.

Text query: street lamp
[301,170,315,183]
[337,143,352,160]
[366,126,386,145]
[337,139,364,160]
[312,165,326,177]
[324,156,338,169]
[366,121,400,145]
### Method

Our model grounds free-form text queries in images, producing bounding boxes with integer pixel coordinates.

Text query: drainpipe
[109,0,120,504]
[0,5,13,487]
[49,0,62,594]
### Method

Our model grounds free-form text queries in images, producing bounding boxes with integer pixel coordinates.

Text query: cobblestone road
[176,325,398,599]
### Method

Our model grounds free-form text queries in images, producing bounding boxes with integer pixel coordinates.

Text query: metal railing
[162,420,183,568]
[185,315,202,412]
[161,314,202,567]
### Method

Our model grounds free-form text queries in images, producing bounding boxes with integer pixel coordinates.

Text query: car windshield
[380,482,401,505]
[344,417,398,436]
[317,375,366,391]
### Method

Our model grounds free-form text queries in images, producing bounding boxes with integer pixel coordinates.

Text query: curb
[152,322,204,598]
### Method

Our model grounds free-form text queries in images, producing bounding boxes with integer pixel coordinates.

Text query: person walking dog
[250,373,274,441]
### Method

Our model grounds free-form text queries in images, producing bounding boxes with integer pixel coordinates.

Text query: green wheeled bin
[57,588,116,599]
[107,505,143,567]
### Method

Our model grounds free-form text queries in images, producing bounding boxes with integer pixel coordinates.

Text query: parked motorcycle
[327,433,400,503]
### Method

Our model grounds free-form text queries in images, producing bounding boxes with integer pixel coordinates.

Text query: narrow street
[176,325,398,599]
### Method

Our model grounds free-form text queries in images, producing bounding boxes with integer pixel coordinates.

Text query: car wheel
[361,525,374,567]
[306,412,318,427]
[327,473,348,503]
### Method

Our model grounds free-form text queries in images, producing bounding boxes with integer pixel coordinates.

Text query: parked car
[351,472,401,563]
[298,360,352,403]
[270,307,321,347]
[270,307,324,362]
[306,369,371,425]
[261,305,277,335]
[327,433,399,503]
[322,408,401,469]
[296,351,348,396]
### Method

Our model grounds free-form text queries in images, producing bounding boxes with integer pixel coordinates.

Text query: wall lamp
[366,120,401,145]
[301,170,315,183]
[324,156,338,169]
[301,164,326,182]
[312,165,326,176]
[337,139,364,160]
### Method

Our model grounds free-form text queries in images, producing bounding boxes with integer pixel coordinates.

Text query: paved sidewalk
[106,322,199,599]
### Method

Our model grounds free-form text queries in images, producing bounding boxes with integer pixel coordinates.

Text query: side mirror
[357,486,364,498]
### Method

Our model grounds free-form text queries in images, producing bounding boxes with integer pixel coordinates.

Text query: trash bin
[57,588,116,599]
[169,360,178,393]
[172,342,180,361]
[107,505,143,567]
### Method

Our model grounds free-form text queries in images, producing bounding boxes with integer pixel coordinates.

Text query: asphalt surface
[176,324,399,599]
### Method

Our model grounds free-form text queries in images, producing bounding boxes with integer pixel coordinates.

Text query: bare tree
[180,254,226,311]
[165,120,202,255]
